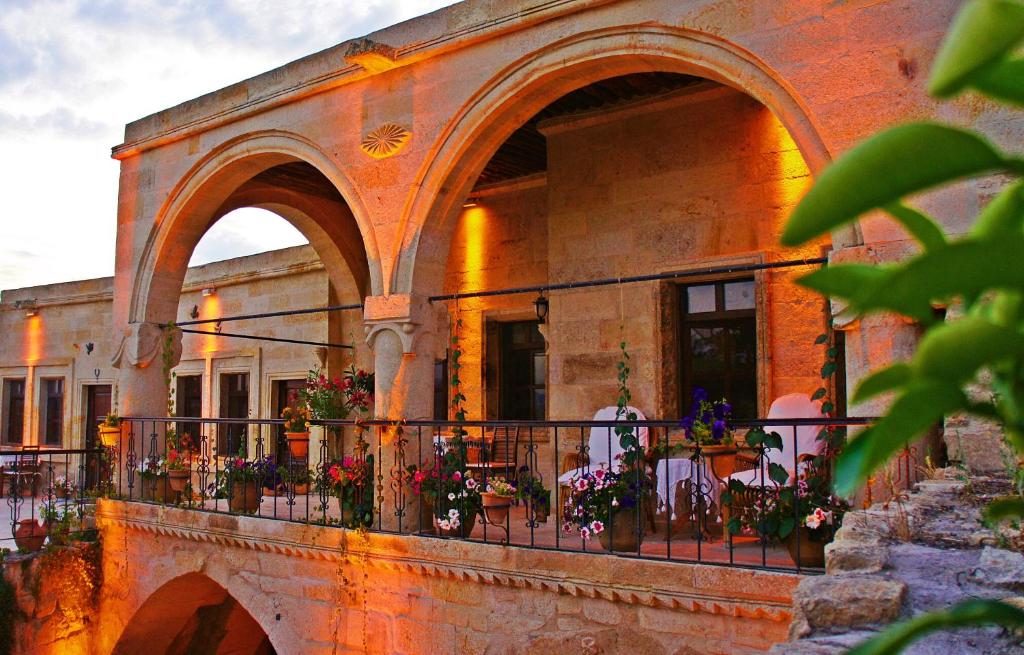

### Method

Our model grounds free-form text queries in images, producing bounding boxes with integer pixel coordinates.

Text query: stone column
[111,322,181,495]
[830,244,934,508]
[363,294,438,531]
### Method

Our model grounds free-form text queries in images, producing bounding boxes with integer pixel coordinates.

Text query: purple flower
[711,419,726,441]
[693,387,708,402]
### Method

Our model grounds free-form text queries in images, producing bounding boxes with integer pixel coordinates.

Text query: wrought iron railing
[105,416,889,572]
[1,447,106,551]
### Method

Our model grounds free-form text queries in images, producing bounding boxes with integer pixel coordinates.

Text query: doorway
[85,385,111,489]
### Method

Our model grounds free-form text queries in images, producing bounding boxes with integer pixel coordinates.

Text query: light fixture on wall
[534,291,549,324]
[190,305,200,319]
[15,299,37,317]
[462,198,479,209]
[85,342,94,355]
[201,287,216,297]
[24,308,38,318]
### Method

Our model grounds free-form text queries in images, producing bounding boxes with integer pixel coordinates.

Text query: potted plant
[681,388,737,478]
[299,366,375,450]
[51,476,75,500]
[14,518,46,552]
[138,458,171,503]
[480,478,516,526]
[41,499,79,546]
[260,459,282,496]
[281,466,312,495]
[165,429,195,493]
[563,463,653,552]
[517,472,551,523]
[322,453,375,528]
[281,403,312,459]
[219,454,265,514]
[406,438,482,538]
[98,412,121,448]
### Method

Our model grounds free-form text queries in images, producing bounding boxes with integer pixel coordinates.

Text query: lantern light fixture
[201,287,216,297]
[534,292,549,324]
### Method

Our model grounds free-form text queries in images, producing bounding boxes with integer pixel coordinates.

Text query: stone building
[0,1,1018,653]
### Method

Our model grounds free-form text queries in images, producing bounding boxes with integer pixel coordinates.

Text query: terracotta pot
[142,476,172,503]
[480,492,513,526]
[98,424,120,448]
[167,469,190,492]
[228,479,260,514]
[700,444,737,479]
[286,432,310,459]
[525,500,549,524]
[785,528,827,568]
[293,483,309,495]
[598,507,645,553]
[424,498,478,538]
[14,519,46,552]
[55,489,69,500]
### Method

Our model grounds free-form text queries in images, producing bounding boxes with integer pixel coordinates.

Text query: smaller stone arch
[111,572,277,655]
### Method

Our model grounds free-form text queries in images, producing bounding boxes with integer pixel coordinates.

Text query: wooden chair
[465,426,521,488]
[1,446,41,497]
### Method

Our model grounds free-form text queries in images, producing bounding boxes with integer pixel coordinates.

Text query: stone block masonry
[93,500,800,654]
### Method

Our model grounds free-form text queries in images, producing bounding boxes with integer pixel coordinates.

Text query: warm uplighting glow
[24,308,38,318]
[203,294,221,353]
[461,206,488,293]
[24,315,42,363]
[201,287,216,297]
[462,199,479,208]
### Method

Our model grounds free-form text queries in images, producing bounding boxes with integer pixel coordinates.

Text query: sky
[0,0,458,292]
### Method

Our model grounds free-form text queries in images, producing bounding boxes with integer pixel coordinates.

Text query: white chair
[727,393,825,488]
[557,406,649,486]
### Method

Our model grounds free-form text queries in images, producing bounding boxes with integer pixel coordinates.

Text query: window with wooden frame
[218,373,249,457]
[678,279,757,419]
[175,375,203,449]
[2,379,25,445]
[40,378,64,446]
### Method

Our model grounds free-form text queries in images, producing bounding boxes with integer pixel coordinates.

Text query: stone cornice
[112,0,620,158]
[96,501,793,623]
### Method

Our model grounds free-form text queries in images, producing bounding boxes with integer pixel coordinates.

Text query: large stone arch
[111,572,279,655]
[129,130,381,328]
[394,24,856,296]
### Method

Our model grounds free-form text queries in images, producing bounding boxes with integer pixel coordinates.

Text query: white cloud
[0,0,458,291]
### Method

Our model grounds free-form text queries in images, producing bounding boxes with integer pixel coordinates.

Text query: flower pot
[55,489,69,500]
[286,432,310,459]
[142,476,172,503]
[167,469,190,493]
[480,492,513,526]
[598,507,645,552]
[699,444,737,479]
[293,483,309,495]
[98,424,120,448]
[14,519,46,552]
[228,479,260,514]
[785,528,827,568]
[424,498,478,538]
[525,500,549,524]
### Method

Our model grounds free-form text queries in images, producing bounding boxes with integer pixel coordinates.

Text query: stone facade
[90,500,798,655]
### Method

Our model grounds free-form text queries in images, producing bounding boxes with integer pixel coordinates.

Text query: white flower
[448,492,456,501]
[611,498,619,507]
[465,478,478,490]
[439,519,451,530]
[448,508,459,518]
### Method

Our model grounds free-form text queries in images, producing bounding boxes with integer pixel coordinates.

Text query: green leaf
[984,497,1024,526]
[971,58,1024,106]
[779,516,796,539]
[763,431,783,452]
[834,381,966,496]
[885,202,948,251]
[854,233,1024,322]
[745,427,766,447]
[825,347,838,358]
[811,387,827,401]
[971,180,1024,239]
[768,463,789,485]
[928,0,1024,98]
[847,599,1024,655]
[782,123,1008,246]
[821,401,835,414]
[853,364,914,404]
[814,333,829,345]
[727,517,742,535]
[915,316,1024,382]
[821,362,837,378]
[797,265,889,303]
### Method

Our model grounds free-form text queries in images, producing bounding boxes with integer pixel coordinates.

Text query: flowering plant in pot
[40,499,80,546]
[321,453,375,528]
[406,444,482,538]
[480,478,516,526]
[280,403,312,460]
[299,366,374,428]
[165,428,195,493]
[51,476,75,500]
[516,471,551,523]
[681,388,737,479]
[562,462,653,552]
[213,453,269,514]
[98,412,121,447]
[137,457,171,503]
[281,466,313,495]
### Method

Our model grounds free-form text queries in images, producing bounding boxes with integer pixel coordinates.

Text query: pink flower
[452,471,462,482]
[580,527,591,541]
[590,521,604,534]
[465,478,478,490]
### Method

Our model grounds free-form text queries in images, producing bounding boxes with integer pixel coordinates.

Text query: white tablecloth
[654,457,721,520]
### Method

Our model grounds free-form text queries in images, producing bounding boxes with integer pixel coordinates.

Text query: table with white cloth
[653,456,721,521]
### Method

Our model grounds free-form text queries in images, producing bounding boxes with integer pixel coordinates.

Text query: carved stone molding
[111,322,180,369]
[363,294,434,354]
[360,123,411,159]
[344,38,399,73]
[96,504,793,623]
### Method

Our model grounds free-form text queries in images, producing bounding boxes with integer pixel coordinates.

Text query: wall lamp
[201,287,216,297]
[462,198,479,209]
[24,309,38,318]
[534,292,549,324]
[14,299,37,317]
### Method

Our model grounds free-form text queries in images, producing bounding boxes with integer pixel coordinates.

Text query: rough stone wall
[96,500,799,655]
[2,543,101,655]
[773,472,1024,654]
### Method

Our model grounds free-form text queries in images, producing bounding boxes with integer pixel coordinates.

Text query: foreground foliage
[780,0,1024,651]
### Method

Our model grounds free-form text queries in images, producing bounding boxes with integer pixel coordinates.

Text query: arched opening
[112,573,276,655]
[188,207,309,267]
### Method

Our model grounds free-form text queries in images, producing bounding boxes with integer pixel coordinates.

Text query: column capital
[362,294,435,354]
[111,321,180,370]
